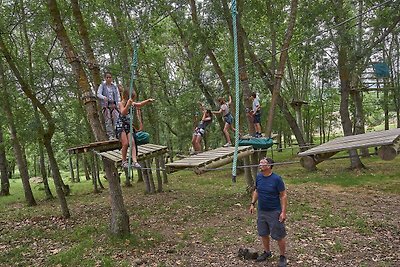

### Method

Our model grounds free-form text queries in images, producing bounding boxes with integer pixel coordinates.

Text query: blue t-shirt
[255,172,285,211]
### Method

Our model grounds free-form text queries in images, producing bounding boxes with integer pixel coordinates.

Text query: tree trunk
[241,24,306,150]
[43,138,70,218]
[265,0,298,138]
[1,89,36,206]
[0,31,71,213]
[34,107,53,199]
[47,0,129,234]
[0,123,10,196]
[71,0,102,88]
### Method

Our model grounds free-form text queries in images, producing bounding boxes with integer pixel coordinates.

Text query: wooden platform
[298,128,400,170]
[99,144,168,163]
[166,146,254,174]
[67,140,120,154]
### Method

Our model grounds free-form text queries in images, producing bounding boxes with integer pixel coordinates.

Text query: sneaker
[255,251,272,262]
[278,255,287,267]
[121,161,129,169]
[223,143,232,147]
[132,162,141,169]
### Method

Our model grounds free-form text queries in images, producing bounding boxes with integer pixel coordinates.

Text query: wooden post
[96,155,104,189]
[140,160,150,193]
[146,159,155,194]
[160,155,168,184]
[90,153,97,193]
[124,167,131,187]
[137,164,144,183]
[378,145,398,161]
[300,156,317,171]
[68,154,75,182]
[155,156,163,192]
[76,153,80,182]
[300,151,337,171]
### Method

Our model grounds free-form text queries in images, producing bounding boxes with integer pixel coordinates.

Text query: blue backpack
[135,131,150,145]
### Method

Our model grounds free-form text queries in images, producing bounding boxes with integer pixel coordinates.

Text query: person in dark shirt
[249,157,287,267]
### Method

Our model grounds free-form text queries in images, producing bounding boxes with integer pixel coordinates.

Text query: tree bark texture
[47,0,129,233]
[265,0,298,138]
[1,89,36,206]
[71,0,102,88]
[0,123,10,196]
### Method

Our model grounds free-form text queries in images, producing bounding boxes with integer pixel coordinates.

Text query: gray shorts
[257,210,286,240]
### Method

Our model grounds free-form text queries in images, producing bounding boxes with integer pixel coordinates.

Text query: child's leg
[195,136,202,151]
[128,133,138,162]
[223,123,231,144]
[120,132,129,161]
[192,134,197,150]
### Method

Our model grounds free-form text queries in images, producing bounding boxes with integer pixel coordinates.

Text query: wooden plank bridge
[298,128,400,170]
[166,146,254,174]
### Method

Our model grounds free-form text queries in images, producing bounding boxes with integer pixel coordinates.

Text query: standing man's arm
[249,189,258,214]
[279,190,287,222]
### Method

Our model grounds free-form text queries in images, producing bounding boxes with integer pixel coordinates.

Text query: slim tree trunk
[0,32,70,215]
[240,22,306,149]
[1,89,36,206]
[0,123,10,196]
[71,0,102,88]
[265,0,298,138]
[47,0,129,234]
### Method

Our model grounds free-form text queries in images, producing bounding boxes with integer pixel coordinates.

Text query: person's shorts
[224,113,233,125]
[193,127,205,137]
[253,112,261,124]
[116,117,135,139]
[257,210,286,240]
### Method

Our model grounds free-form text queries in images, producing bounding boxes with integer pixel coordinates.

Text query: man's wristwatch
[251,202,256,206]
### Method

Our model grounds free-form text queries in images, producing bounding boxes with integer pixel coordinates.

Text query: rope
[230,0,240,183]
[128,38,139,175]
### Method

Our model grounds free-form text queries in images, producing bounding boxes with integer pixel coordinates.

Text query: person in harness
[212,95,236,147]
[249,92,262,138]
[192,103,213,153]
[116,87,154,169]
[97,72,120,140]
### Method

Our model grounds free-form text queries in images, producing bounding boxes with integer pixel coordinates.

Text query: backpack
[135,131,150,145]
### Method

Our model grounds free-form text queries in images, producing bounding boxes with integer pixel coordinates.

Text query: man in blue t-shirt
[250,157,287,267]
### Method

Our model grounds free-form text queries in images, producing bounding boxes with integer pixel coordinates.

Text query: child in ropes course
[249,92,262,138]
[212,95,235,147]
[192,103,213,153]
[116,87,154,169]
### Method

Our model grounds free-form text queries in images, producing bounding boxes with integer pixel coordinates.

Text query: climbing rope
[231,0,240,182]
[128,38,139,175]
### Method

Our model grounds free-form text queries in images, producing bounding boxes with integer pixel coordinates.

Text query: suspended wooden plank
[99,144,169,163]
[166,146,253,173]
[67,140,120,154]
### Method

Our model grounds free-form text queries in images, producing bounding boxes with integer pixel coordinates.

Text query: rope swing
[128,38,139,175]
[230,0,240,183]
